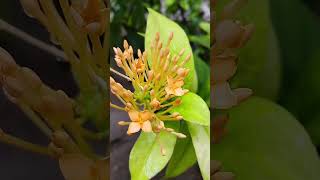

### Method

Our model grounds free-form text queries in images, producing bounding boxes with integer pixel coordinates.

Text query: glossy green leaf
[212,97,320,180]
[129,122,179,180]
[165,122,197,178]
[188,122,210,180]
[145,8,197,92]
[172,92,209,126]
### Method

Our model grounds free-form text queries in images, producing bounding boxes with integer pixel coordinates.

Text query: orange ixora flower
[165,76,188,96]
[126,110,154,134]
[70,0,108,34]
[110,32,189,138]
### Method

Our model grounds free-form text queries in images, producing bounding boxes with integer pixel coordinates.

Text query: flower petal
[212,56,237,83]
[212,82,237,109]
[175,88,186,96]
[128,110,139,122]
[142,121,152,132]
[140,111,153,121]
[127,122,141,134]
[175,79,184,87]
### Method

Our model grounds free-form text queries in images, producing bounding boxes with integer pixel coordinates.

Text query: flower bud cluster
[212,0,254,110]
[19,0,109,89]
[111,32,190,137]
[0,47,74,130]
[0,47,95,159]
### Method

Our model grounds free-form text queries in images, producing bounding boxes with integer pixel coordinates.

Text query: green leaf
[129,122,179,180]
[165,122,197,178]
[199,22,210,34]
[194,55,210,103]
[165,0,175,7]
[179,0,190,10]
[137,32,145,37]
[172,92,209,126]
[212,97,320,180]
[145,8,197,92]
[188,122,210,180]
[189,35,210,48]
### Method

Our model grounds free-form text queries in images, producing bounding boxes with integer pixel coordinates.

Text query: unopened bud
[172,132,187,138]
[150,98,161,109]
[147,70,154,80]
[155,32,160,41]
[178,48,186,56]
[171,112,180,117]
[118,121,128,126]
[166,128,174,132]
[0,47,17,75]
[3,76,24,98]
[20,0,47,25]
[85,22,101,34]
[123,40,129,49]
[150,90,155,97]
[20,67,42,90]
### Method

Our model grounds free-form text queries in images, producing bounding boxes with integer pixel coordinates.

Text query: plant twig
[0,129,55,157]
[110,67,131,81]
[0,19,66,60]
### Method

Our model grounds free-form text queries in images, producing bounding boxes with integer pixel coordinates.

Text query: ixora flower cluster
[0,0,109,179]
[111,32,189,138]
[212,0,254,179]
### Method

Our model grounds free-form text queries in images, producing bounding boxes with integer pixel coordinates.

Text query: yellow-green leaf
[129,122,179,180]
[145,8,197,92]
[172,92,210,126]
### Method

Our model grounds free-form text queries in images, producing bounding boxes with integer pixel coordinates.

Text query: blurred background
[0,1,77,179]
[110,0,210,179]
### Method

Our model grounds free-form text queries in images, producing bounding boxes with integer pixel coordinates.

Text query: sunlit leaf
[145,8,197,92]
[129,122,179,180]
[172,92,210,126]
[188,122,210,180]
[165,122,197,178]
[199,22,210,34]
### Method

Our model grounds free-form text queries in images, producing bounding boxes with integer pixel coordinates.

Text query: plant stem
[0,19,66,60]
[0,129,55,157]
[110,67,131,81]
[17,101,53,138]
